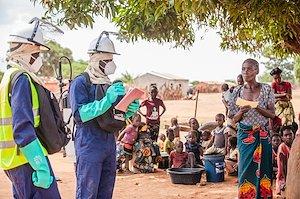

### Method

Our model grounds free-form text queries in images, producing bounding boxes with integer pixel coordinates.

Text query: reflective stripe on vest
[0,140,16,149]
[0,67,47,170]
[0,108,38,125]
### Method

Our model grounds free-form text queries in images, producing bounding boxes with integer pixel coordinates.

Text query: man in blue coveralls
[70,32,140,199]
[0,22,61,198]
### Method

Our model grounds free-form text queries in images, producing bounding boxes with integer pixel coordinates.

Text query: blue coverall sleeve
[11,75,37,148]
[70,76,112,123]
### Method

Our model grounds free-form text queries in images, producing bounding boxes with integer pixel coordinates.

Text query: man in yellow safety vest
[0,20,61,198]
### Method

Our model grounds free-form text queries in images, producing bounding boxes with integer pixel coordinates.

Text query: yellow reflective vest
[0,67,47,170]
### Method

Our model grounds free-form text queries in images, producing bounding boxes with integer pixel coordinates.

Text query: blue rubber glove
[125,100,140,119]
[20,139,53,189]
[79,82,125,122]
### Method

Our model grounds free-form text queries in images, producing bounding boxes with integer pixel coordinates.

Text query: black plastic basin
[167,167,204,185]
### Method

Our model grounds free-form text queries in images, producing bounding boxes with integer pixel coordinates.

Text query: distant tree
[61,59,87,79]
[259,47,295,83]
[120,71,135,85]
[0,72,3,81]
[190,81,199,87]
[39,41,73,77]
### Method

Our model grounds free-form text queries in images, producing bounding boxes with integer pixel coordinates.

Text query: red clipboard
[115,87,144,112]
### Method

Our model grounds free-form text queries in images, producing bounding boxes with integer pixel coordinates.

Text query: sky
[0,0,264,82]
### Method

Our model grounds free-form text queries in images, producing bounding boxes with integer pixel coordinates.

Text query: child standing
[272,133,282,179]
[117,114,141,172]
[170,117,180,143]
[139,85,166,142]
[221,83,230,117]
[276,126,294,195]
[205,113,228,155]
[225,136,238,176]
[185,130,203,166]
[164,129,175,154]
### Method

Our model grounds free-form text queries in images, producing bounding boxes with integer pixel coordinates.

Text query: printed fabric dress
[228,84,274,199]
[271,81,295,126]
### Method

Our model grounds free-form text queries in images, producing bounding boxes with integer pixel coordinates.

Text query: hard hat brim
[9,35,50,51]
[88,50,120,55]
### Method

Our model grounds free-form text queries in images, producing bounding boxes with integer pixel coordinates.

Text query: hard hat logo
[88,31,120,55]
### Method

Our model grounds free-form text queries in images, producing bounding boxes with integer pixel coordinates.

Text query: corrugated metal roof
[146,71,188,80]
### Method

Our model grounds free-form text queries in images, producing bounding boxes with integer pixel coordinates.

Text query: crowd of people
[116,59,298,199]
[1,18,299,199]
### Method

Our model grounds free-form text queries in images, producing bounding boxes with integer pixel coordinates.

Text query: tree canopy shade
[33,0,300,56]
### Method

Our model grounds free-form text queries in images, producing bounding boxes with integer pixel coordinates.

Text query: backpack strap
[8,71,25,103]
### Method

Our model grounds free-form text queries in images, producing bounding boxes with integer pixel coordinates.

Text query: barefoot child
[170,141,194,168]
[276,126,294,195]
[185,130,203,166]
[117,114,141,172]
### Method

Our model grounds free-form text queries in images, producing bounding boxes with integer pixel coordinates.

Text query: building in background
[133,71,189,100]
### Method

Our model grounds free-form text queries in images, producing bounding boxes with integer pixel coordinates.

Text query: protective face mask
[100,60,117,75]
[30,56,43,73]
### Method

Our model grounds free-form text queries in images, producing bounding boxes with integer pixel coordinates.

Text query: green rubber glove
[20,139,53,189]
[125,100,140,119]
[106,82,125,104]
[79,82,125,122]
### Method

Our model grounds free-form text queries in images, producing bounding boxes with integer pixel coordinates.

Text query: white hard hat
[88,31,120,55]
[8,21,50,51]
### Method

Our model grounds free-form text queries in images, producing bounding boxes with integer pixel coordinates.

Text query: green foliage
[259,47,295,83]
[32,0,300,55]
[40,41,73,77]
[62,60,87,79]
[120,71,135,85]
[190,81,199,87]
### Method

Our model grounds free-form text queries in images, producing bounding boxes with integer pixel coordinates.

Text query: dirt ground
[1,90,300,199]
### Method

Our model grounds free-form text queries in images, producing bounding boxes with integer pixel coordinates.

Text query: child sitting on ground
[201,130,212,153]
[170,117,180,143]
[188,117,202,143]
[272,133,282,179]
[185,130,203,166]
[157,133,166,152]
[169,141,194,168]
[205,113,228,155]
[164,128,175,155]
[276,125,294,196]
[225,136,238,176]
[117,113,141,173]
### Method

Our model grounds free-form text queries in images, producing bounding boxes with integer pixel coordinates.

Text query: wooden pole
[194,90,199,118]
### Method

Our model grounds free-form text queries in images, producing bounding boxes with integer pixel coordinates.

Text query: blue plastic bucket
[203,154,225,182]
